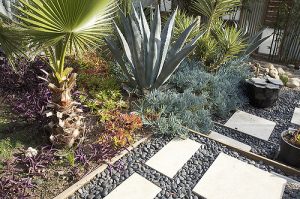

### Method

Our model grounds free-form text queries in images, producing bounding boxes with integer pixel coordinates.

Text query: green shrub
[140,89,212,135]
[138,58,251,135]
[280,74,289,85]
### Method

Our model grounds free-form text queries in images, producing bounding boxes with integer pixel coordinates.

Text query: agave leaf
[105,38,135,83]
[128,14,146,87]
[145,5,161,87]
[151,8,177,85]
[169,20,198,56]
[244,29,272,56]
[154,44,197,88]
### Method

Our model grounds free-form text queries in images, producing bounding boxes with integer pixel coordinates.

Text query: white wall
[258,28,281,55]
[160,0,172,12]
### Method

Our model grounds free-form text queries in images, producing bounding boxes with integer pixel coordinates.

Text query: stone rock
[267,77,283,86]
[287,64,295,69]
[277,67,285,75]
[286,78,300,88]
[274,74,280,79]
[265,63,274,69]
[269,68,278,78]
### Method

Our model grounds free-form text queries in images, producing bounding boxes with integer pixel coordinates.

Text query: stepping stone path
[104,173,161,199]
[225,110,276,141]
[209,131,251,151]
[100,109,300,199]
[146,138,201,178]
[193,153,287,199]
[291,107,300,125]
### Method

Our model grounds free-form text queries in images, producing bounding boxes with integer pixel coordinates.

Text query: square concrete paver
[104,173,161,199]
[209,131,251,151]
[291,108,300,125]
[193,153,287,199]
[225,110,276,141]
[146,138,201,178]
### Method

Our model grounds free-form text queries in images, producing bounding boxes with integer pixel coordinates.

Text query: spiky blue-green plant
[106,4,204,93]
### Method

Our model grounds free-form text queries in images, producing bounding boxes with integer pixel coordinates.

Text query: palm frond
[0,13,28,62]
[192,0,240,31]
[15,0,116,53]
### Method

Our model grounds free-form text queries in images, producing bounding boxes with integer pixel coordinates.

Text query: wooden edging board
[53,136,150,199]
[186,127,300,176]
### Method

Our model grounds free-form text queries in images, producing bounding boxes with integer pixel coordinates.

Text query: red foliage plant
[100,111,143,148]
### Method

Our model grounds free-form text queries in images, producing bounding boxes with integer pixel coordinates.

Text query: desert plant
[106,4,204,94]
[192,0,240,33]
[14,0,116,147]
[169,58,250,118]
[140,89,212,135]
[289,128,300,147]
[100,111,143,148]
[173,10,201,44]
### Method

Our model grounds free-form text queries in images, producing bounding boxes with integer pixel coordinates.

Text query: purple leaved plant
[19,146,57,176]
[0,56,51,122]
[0,175,34,199]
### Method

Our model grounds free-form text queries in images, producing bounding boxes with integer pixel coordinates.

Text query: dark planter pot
[246,80,281,108]
[277,130,300,168]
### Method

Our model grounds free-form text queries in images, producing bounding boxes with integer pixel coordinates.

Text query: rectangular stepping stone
[146,138,201,178]
[225,110,276,141]
[104,173,161,199]
[193,153,287,199]
[209,131,251,152]
[291,108,300,125]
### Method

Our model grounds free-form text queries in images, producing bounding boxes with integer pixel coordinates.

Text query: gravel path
[213,124,278,159]
[71,134,300,199]
[240,88,300,144]
[212,87,300,160]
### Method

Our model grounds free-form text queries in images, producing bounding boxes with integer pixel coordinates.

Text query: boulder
[286,78,300,88]
[265,63,274,69]
[287,64,295,69]
[277,67,285,75]
[269,68,279,78]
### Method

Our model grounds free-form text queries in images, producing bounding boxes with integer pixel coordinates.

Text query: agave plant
[14,0,116,147]
[106,4,204,93]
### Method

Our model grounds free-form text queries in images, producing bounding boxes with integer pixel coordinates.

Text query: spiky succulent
[106,4,204,93]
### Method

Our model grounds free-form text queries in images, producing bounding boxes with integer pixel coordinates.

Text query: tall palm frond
[15,0,116,73]
[0,13,27,62]
[192,0,240,32]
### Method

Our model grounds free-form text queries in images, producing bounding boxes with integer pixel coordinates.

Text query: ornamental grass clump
[106,4,204,94]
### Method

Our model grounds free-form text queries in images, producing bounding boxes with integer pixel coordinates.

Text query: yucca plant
[173,10,201,44]
[14,0,116,147]
[106,4,204,94]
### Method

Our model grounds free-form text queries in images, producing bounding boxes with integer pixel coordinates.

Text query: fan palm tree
[14,0,116,147]
[192,0,240,33]
[0,9,27,63]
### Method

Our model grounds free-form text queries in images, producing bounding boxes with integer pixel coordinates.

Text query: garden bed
[70,133,300,199]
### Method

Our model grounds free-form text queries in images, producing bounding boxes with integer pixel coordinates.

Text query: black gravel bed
[215,88,300,144]
[213,123,279,159]
[240,88,300,144]
[70,134,300,199]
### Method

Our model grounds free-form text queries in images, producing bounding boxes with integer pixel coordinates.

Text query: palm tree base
[45,72,85,148]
